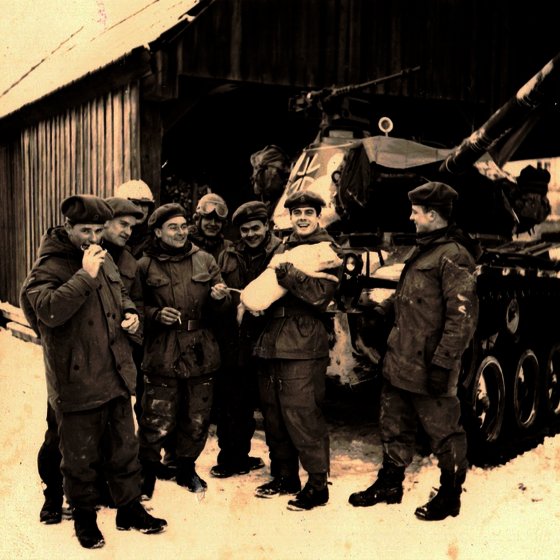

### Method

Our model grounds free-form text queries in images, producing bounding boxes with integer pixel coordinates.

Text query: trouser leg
[276,358,330,476]
[414,393,469,474]
[38,401,63,493]
[380,380,418,469]
[258,360,299,478]
[216,365,257,465]
[132,342,145,422]
[56,405,107,510]
[175,375,214,460]
[101,396,141,507]
[138,373,180,463]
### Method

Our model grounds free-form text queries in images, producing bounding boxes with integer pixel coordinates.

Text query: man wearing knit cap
[210,201,282,479]
[348,181,479,521]
[21,194,167,549]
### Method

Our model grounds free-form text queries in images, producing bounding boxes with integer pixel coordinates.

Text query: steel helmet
[195,193,228,220]
[114,180,155,204]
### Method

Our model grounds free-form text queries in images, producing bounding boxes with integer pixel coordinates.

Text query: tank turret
[264,54,560,457]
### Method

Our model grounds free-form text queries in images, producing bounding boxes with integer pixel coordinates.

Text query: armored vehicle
[266,53,560,451]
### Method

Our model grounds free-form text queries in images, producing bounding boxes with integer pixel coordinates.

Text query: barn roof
[0,0,205,120]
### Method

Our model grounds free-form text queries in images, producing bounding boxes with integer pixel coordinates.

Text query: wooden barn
[1,0,560,310]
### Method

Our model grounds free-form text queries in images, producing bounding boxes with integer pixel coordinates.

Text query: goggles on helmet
[198,201,228,219]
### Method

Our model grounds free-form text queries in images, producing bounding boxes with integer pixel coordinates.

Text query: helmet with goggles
[195,193,228,220]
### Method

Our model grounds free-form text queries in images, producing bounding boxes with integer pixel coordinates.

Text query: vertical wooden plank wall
[0,81,141,306]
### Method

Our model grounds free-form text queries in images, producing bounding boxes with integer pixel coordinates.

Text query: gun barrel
[325,66,421,102]
[440,52,560,175]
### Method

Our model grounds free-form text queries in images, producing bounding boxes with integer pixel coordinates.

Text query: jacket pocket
[146,275,170,288]
[296,315,315,337]
[192,273,211,283]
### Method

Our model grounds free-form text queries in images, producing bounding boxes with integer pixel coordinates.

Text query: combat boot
[116,499,167,534]
[140,458,158,501]
[255,475,301,498]
[415,470,466,521]
[210,456,265,478]
[40,487,63,524]
[176,457,208,493]
[73,507,105,549]
[287,473,328,511]
[348,465,405,507]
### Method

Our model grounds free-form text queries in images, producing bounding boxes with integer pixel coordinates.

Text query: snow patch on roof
[0,0,201,119]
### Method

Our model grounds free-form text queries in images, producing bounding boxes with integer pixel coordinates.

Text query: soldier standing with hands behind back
[22,195,166,550]
[348,182,479,521]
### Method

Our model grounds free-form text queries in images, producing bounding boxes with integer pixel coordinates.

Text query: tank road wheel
[512,350,540,430]
[544,344,560,416]
[471,356,506,443]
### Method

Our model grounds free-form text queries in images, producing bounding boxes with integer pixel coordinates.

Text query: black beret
[408,182,458,206]
[232,201,269,227]
[148,203,187,230]
[105,197,145,220]
[61,194,114,224]
[284,191,326,212]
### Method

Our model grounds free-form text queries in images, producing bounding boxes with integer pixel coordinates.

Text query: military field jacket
[139,241,230,378]
[378,227,479,396]
[217,233,282,366]
[21,227,138,413]
[255,228,343,360]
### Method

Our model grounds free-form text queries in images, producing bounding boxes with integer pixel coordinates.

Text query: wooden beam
[140,101,162,204]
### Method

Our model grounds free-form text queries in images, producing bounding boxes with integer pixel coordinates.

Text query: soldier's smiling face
[410,205,435,234]
[290,206,319,237]
[103,215,138,247]
[240,219,267,248]
[155,216,188,248]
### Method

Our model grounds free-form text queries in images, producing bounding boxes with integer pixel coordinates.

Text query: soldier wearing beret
[254,191,343,511]
[210,201,282,478]
[349,182,479,521]
[21,194,166,549]
[136,203,230,498]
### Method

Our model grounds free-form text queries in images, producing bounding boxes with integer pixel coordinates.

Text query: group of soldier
[20,178,479,550]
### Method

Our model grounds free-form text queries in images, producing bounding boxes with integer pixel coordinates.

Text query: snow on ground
[1,328,560,560]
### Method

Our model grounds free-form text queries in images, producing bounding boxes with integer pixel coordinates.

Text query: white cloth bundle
[240,241,342,312]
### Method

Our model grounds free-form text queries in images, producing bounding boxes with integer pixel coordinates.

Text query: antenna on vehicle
[378,117,393,136]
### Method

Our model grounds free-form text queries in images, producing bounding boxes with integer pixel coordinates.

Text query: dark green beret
[61,195,114,224]
[408,182,458,206]
[284,191,326,212]
[148,203,187,230]
[232,201,269,227]
[105,197,145,220]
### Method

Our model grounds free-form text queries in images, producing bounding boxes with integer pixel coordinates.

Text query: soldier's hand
[210,283,228,300]
[427,364,451,396]
[82,244,107,279]
[121,312,139,334]
[157,307,181,325]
